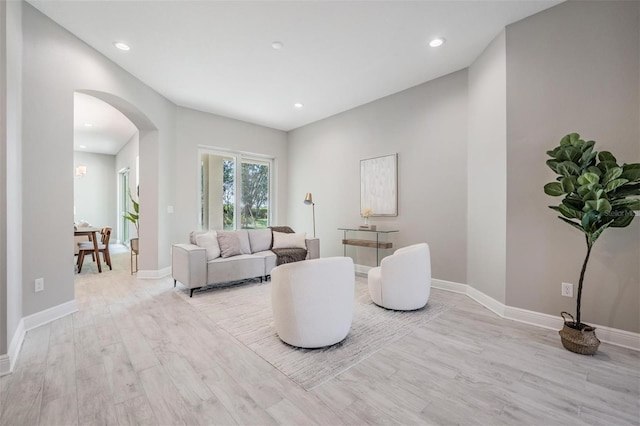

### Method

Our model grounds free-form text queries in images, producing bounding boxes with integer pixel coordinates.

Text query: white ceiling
[32,0,561,132]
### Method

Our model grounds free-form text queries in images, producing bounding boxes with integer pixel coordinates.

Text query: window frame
[198,147,275,231]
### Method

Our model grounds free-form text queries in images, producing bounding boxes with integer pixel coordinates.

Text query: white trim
[432,278,639,351]
[2,300,78,375]
[431,278,467,294]
[23,300,78,331]
[7,317,25,373]
[0,355,10,377]
[354,263,372,276]
[137,266,171,279]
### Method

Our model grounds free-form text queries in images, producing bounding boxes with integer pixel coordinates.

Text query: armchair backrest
[379,243,431,307]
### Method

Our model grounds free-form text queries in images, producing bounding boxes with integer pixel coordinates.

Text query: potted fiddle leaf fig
[123,189,139,254]
[544,133,640,354]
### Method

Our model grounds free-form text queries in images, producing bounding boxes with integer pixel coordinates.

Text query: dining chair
[77,227,112,272]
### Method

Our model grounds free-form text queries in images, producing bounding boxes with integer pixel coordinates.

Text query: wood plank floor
[0,248,638,425]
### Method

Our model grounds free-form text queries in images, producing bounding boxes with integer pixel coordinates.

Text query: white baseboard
[2,299,78,375]
[432,279,640,351]
[22,299,78,331]
[0,355,10,377]
[137,266,171,280]
[6,318,25,374]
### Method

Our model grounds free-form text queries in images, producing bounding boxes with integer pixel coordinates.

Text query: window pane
[240,160,269,229]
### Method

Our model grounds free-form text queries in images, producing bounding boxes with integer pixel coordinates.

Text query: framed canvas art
[360,153,398,217]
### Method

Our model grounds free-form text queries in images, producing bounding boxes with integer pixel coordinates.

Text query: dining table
[74,226,103,272]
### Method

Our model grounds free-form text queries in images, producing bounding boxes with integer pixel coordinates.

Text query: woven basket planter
[558,312,600,355]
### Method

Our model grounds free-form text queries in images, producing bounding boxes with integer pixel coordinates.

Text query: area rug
[177,276,450,390]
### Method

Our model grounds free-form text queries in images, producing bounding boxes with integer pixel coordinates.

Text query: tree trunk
[576,235,593,327]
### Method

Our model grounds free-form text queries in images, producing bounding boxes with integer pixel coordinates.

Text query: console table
[339,227,399,266]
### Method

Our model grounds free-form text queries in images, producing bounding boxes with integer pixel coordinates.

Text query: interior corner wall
[1,0,8,355]
[467,30,507,303]
[115,132,139,243]
[73,152,117,229]
[5,0,22,354]
[172,106,288,244]
[21,2,176,315]
[287,70,468,284]
[505,0,640,332]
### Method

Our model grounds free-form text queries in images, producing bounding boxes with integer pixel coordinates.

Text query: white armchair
[271,257,355,348]
[368,243,431,310]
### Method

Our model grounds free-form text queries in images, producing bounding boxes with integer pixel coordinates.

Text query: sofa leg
[174,279,176,288]
[190,288,195,297]
[260,277,263,283]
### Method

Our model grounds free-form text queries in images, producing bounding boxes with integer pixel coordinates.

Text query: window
[200,150,273,231]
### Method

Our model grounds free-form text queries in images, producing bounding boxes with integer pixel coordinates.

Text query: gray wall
[467,30,507,303]
[73,151,117,230]
[288,70,469,283]
[4,0,23,357]
[21,2,176,315]
[172,107,288,245]
[505,0,640,332]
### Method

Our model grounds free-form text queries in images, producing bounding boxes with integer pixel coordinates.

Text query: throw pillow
[272,231,307,250]
[195,231,220,260]
[235,229,252,254]
[248,229,272,253]
[217,231,243,258]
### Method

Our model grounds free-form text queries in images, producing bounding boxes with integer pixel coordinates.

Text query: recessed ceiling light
[429,38,445,48]
[272,41,284,50]
[294,103,303,109]
[84,123,93,127]
[114,41,130,51]
[79,145,87,149]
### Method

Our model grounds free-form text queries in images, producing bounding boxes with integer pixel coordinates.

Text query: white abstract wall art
[360,153,398,217]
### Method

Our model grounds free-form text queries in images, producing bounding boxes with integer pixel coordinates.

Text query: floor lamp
[304,193,316,238]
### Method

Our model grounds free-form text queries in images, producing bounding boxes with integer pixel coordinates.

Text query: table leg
[92,231,102,273]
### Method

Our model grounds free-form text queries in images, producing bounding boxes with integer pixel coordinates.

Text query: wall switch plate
[35,278,44,292]
[561,282,573,297]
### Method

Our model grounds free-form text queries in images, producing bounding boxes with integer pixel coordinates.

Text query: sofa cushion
[189,230,208,245]
[195,231,220,260]
[273,231,307,250]
[235,229,252,254]
[217,231,243,258]
[248,229,272,253]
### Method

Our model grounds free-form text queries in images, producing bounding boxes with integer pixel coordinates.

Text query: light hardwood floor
[0,249,638,425]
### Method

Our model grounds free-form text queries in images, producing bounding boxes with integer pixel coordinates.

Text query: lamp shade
[304,193,314,205]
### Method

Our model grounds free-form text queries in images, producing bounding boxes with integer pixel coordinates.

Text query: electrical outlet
[35,278,44,293]
[561,282,573,297]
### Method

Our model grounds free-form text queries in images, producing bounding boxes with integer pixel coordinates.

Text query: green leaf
[544,182,564,196]
[610,209,636,228]
[586,166,602,177]
[598,151,618,164]
[585,199,612,214]
[557,147,582,163]
[605,178,629,193]
[546,147,562,158]
[581,210,600,231]
[557,162,581,177]
[558,202,582,219]
[610,183,640,198]
[558,216,585,233]
[602,167,623,185]
[560,133,581,147]
[621,163,640,182]
[577,172,600,185]
[560,176,576,193]
[611,198,640,210]
[598,161,619,173]
[546,159,560,173]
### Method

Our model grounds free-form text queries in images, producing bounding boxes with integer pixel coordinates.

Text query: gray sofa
[172,228,319,296]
